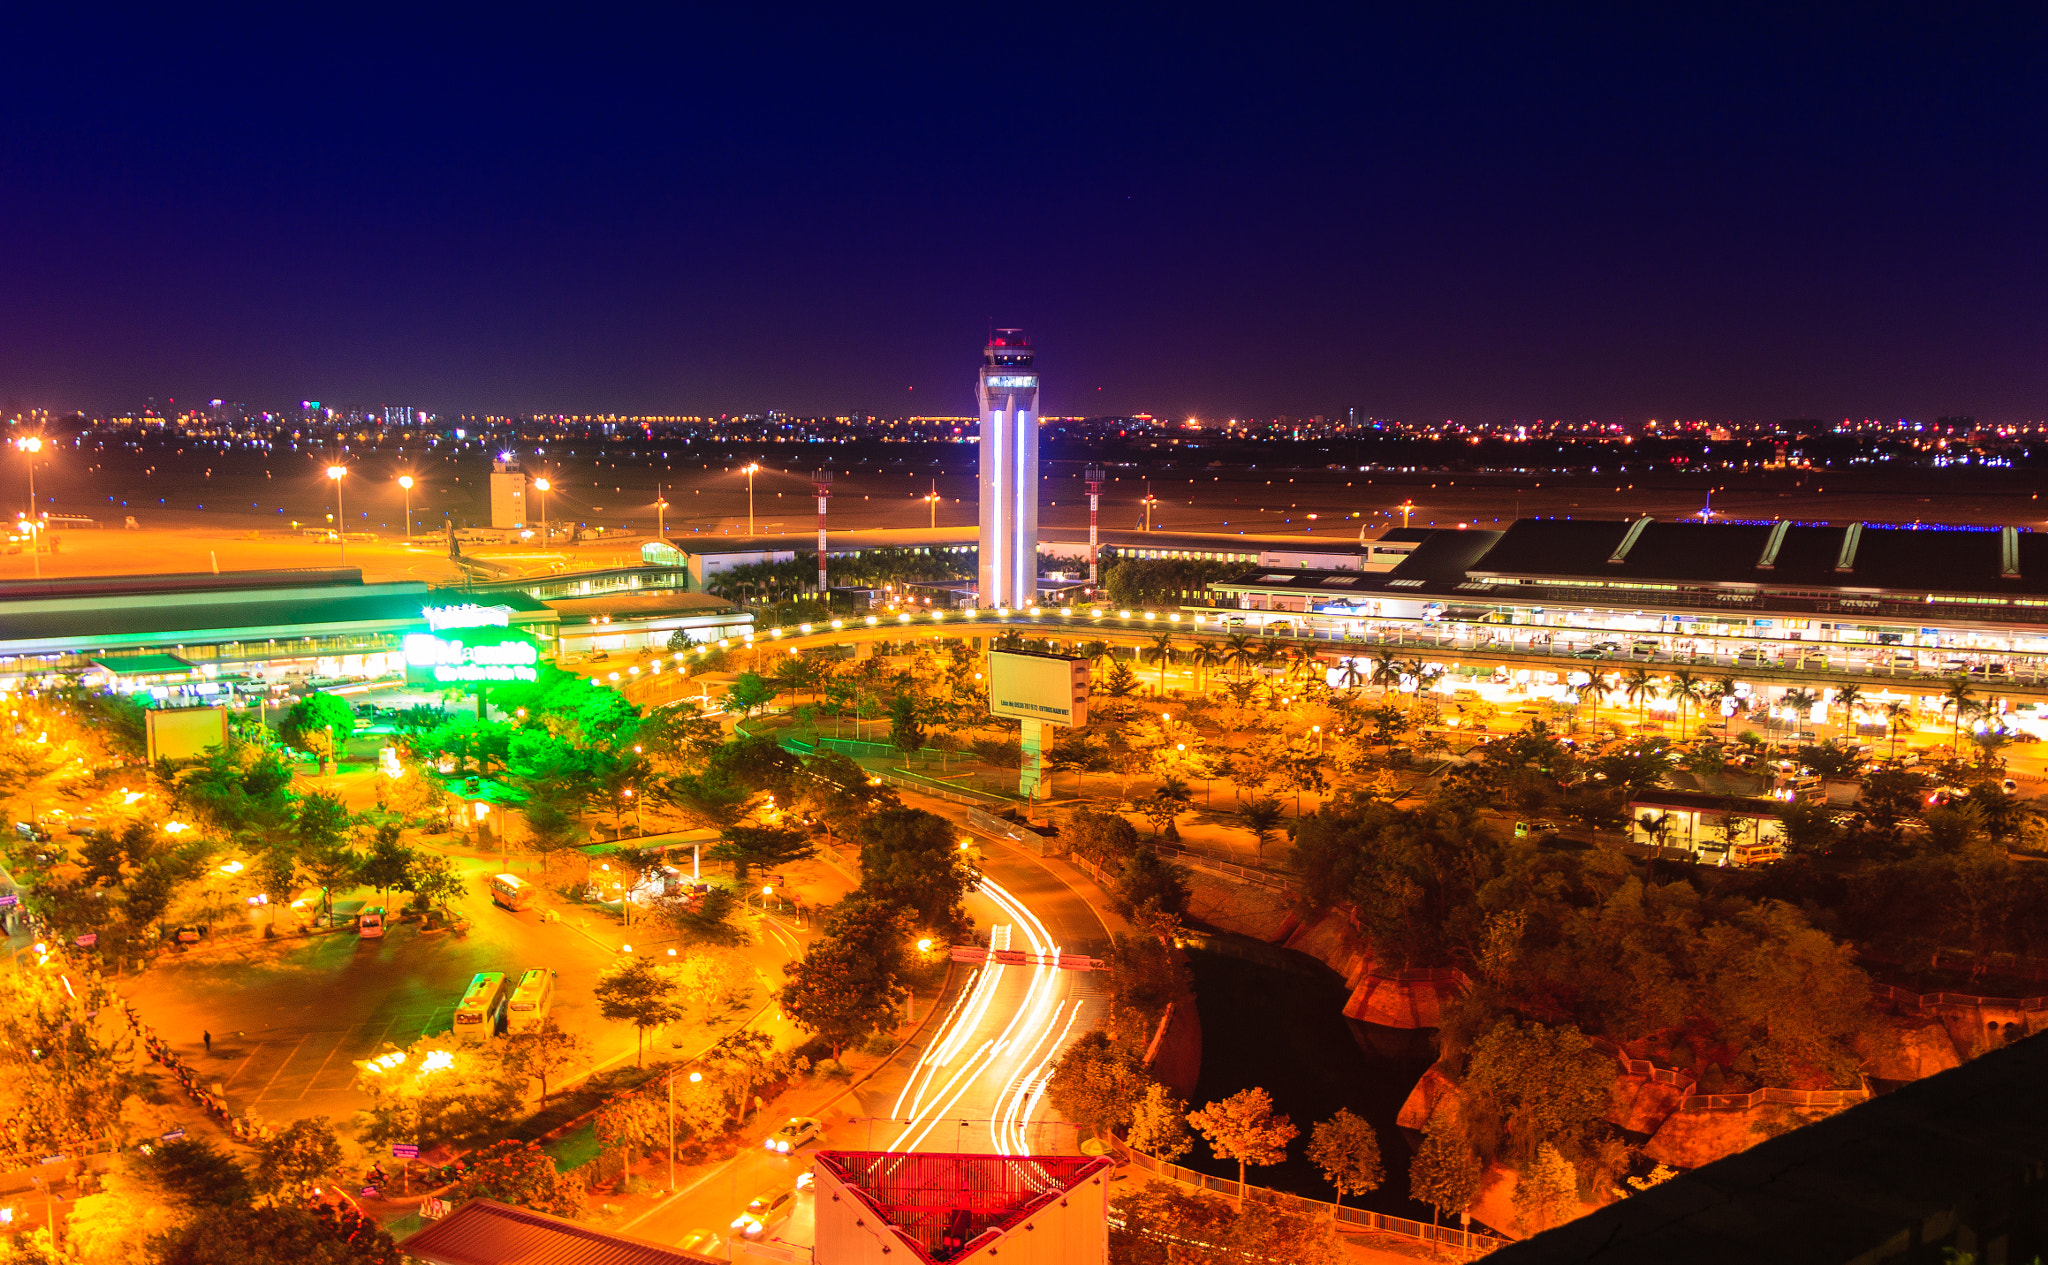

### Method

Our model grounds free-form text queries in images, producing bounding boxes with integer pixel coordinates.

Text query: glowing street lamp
[326,465,349,564]
[397,474,414,540]
[15,435,44,579]
[742,463,761,535]
[532,476,550,542]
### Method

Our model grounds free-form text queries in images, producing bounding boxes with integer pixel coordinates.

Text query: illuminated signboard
[403,627,540,684]
[424,603,514,631]
[985,375,1037,389]
[988,650,1089,727]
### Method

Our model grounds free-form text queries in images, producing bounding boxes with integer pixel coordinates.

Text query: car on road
[1735,648,1771,666]
[764,1116,823,1154]
[174,925,202,944]
[732,1186,797,1239]
[677,1229,721,1255]
[1569,647,1608,659]
[358,906,385,939]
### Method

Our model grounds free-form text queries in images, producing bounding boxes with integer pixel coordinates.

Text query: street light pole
[533,477,550,544]
[744,463,760,535]
[17,436,43,580]
[326,464,348,565]
[399,475,414,541]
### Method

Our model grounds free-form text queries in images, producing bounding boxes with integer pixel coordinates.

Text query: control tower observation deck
[976,329,1039,609]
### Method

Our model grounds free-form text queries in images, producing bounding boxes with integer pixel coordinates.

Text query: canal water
[1182,940,1442,1220]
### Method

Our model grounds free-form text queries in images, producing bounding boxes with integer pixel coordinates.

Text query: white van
[489,874,535,912]
[358,906,386,939]
[507,968,556,1032]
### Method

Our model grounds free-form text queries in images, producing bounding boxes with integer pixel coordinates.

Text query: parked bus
[506,968,556,1032]
[454,972,508,1045]
[358,905,385,939]
[489,874,534,912]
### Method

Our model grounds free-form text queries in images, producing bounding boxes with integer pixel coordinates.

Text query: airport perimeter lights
[14,436,43,579]
[398,475,414,541]
[533,476,550,543]
[742,463,761,535]
[923,478,941,529]
[326,465,348,565]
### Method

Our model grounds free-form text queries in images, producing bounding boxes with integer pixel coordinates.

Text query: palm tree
[1621,666,1658,731]
[1368,651,1403,700]
[1186,641,1221,694]
[1336,657,1367,696]
[1832,683,1865,740]
[1144,632,1177,696]
[1668,669,1703,738]
[1782,687,1820,738]
[1941,677,1980,751]
[1882,699,1912,760]
[1405,661,1442,716]
[1222,632,1259,681]
[1704,675,1739,738]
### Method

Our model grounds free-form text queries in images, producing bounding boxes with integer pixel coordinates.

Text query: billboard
[403,615,543,686]
[988,650,1089,728]
[146,706,229,762]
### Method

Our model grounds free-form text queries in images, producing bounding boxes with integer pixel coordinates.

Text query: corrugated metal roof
[401,1199,720,1265]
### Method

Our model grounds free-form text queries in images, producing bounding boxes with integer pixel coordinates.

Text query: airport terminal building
[0,567,753,704]
[1208,517,2048,667]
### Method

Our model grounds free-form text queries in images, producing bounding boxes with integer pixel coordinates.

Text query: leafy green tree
[1063,808,1140,870]
[796,749,901,835]
[856,807,978,938]
[778,898,909,1058]
[355,1037,520,1149]
[521,789,585,865]
[175,741,296,835]
[595,1091,667,1169]
[1305,1108,1383,1216]
[708,823,816,883]
[1126,1082,1193,1162]
[1103,931,1190,1045]
[136,1138,253,1210]
[0,969,130,1156]
[356,824,413,904]
[1236,796,1286,861]
[1111,847,1191,922]
[1409,1110,1483,1230]
[502,1018,590,1104]
[1045,1029,1152,1142]
[888,692,927,761]
[653,884,749,948]
[1107,1181,1343,1265]
[1512,1142,1580,1235]
[665,767,751,831]
[403,851,466,914]
[280,693,357,757]
[254,1116,346,1199]
[709,734,804,800]
[704,1027,777,1122]
[594,955,683,1066]
[1459,1018,1611,1166]
[1187,1088,1298,1207]
[726,671,778,717]
[158,1204,399,1265]
[441,1139,587,1220]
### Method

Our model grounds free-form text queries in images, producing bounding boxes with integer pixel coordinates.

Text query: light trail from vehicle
[883,876,1078,1154]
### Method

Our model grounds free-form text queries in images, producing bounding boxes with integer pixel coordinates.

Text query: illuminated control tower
[977,329,1039,608]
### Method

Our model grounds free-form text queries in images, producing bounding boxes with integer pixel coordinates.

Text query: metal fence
[1120,1146,1506,1254]
[1872,982,2048,1013]
[1588,1036,1698,1092]
[1678,1085,1869,1113]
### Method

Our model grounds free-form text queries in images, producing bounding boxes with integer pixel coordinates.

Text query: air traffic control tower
[977,329,1039,609]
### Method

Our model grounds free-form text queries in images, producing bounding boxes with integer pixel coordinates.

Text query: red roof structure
[812,1151,1112,1264]
[400,1199,720,1265]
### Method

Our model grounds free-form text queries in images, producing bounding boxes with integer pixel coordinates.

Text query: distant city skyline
[5,9,2047,421]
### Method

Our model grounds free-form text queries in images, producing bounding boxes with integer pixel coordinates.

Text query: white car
[764,1116,822,1155]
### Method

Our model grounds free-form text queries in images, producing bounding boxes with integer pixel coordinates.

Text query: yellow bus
[506,968,556,1032]
[453,972,508,1045]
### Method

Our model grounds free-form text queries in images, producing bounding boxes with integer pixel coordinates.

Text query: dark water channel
[1183,940,1441,1220]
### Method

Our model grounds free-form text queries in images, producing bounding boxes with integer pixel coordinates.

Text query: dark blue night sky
[4,5,2045,421]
